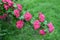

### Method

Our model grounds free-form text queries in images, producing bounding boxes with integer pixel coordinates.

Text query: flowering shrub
[0,0,54,40]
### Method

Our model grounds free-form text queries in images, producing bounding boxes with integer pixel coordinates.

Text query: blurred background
[4,0,60,40]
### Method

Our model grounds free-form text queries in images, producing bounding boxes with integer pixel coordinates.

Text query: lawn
[4,0,60,40]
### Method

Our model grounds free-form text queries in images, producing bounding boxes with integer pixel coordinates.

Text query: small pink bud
[24,12,32,21]
[39,12,45,22]
[33,20,40,30]
[16,20,24,29]
[14,9,20,18]
[39,30,46,35]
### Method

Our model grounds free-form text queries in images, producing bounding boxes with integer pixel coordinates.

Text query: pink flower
[24,12,32,21]
[16,20,24,29]
[39,30,46,35]
[39,12,45,22]
[14,9,20,18]
[17,4,22,11]
[2,0,11,3]
[4,4,9,10]
[2,0,6,3]
[0,16,4,19]
[49,27,54,33]
[6,0,11,2]
[8,1,14,7]
[47,22,54,33]
[0,14,7,19]
[33,20,40,30]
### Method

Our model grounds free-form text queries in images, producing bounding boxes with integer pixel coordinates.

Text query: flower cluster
[33,12,54,35]
[0,0,54,36]
[0,0,32,30]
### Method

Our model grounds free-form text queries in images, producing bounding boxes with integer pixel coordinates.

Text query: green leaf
[43,20,48,25]
[30,17,35,24]
[13,3,17,8]
[0,33,6,36]
[19,16,24,20]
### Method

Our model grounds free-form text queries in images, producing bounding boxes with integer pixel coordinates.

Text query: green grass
[4,0,60,40]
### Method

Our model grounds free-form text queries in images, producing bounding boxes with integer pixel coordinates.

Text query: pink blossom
[39,12,45,22]
[0,16,4,19]
[0,14,7,19]
[16,20,24,29]
[4,4,9,10]
[8,1,14,7]
[47,22,54,33]
[24,12,32,21]
[6,0,11,2]
[39,30,46,35]
[17,4,22,11]
[5,0,14,7]
[14,9,20,18]
[33,20,40,30]
[49,27,54,33]
[2,0,11,3]
[2,0,6,3]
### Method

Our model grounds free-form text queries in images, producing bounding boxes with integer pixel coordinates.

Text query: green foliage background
[3,0,60,40]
